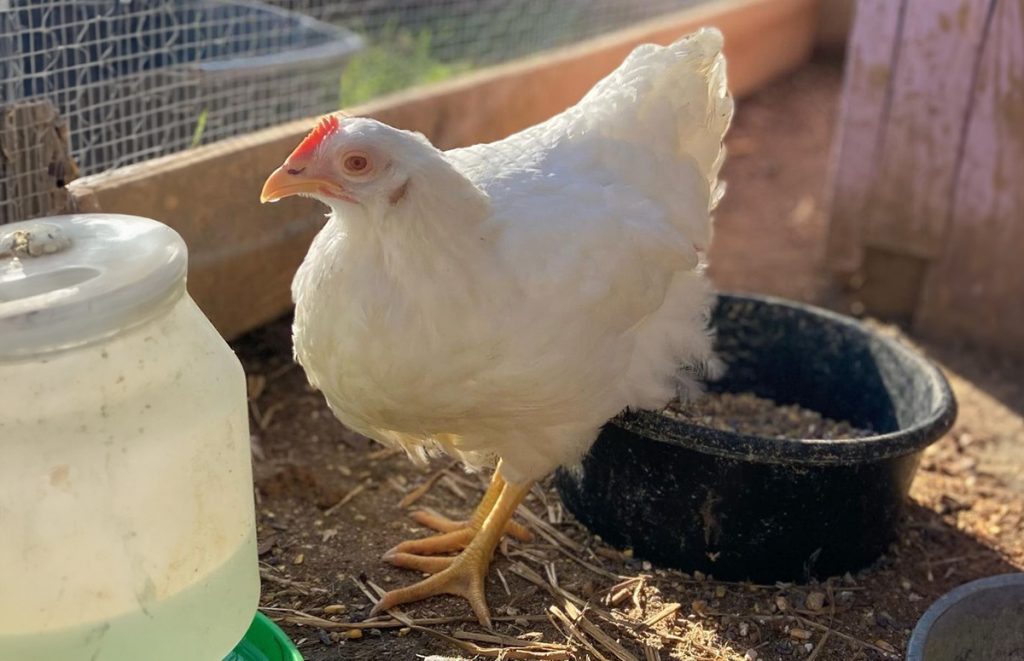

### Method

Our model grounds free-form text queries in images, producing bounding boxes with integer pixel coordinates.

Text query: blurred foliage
[339,27,469,107]
[190,109,209,148]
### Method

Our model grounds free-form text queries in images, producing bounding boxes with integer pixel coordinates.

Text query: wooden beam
[70,0,818,339]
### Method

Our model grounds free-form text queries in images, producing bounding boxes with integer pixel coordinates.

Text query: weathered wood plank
[862,0,994,258]
[70,0,818,339]
[824,0,905,275]
[915,0,1023,356]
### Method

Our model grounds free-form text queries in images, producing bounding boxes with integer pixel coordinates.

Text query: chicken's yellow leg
[373,477,534,627]
[387,465,531,558]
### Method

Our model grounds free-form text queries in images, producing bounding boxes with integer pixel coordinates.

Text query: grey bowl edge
[907,572,1024,660]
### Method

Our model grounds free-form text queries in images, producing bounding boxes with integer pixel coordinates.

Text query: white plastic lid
[0,214,187,360]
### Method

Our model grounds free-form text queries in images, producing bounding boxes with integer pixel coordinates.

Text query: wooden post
[0,101,79,225]
[826,0,1022,356]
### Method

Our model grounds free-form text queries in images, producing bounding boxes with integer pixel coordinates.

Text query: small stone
[515,617,529,627]
[804,643,814,653]
[354,514,367,522]
[397,627,411,637]
[739,622,750,637]
[789,627,812,640]
[900,578,912,591]
[775,596,790,612]
[323,604,347,615]
[293,553,304,565]
[744,650,758,661]
[369,628,382,637]
[837,590,855,605]
[874,611,896,629]
[842,572,857,586]
[909,592,923,602]
[805,591,826,612]
[642,561,652,571]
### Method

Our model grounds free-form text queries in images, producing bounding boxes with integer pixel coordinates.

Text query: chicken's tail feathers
[571,27,734,250]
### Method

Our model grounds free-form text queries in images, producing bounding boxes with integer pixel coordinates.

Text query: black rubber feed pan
[907,573,1024,661]
[555,293,957,582]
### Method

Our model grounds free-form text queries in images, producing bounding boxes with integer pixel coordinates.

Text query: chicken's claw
[373,546,492,627]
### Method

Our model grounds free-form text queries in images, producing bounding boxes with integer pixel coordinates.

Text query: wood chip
[643,603,680,627]
[258,401,286,430]
[875,639,897,654]
[323,481,367,516]
[562,601,639,661]
[453,629,566,650]
[439,474,469,500]
[548,604,611,661]
[399,466,450,508]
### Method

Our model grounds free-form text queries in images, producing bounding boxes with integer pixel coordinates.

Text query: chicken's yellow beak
[260,166,333,203]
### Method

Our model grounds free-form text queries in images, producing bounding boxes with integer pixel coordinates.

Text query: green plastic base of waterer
[224,612,302,661]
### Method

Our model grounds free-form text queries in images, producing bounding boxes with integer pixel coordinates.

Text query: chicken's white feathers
[291,29,733,483]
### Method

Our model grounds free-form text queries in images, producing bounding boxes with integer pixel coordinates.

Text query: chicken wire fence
[1,0,706,225]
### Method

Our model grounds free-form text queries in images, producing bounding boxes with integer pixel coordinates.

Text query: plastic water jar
[0,214,260,661]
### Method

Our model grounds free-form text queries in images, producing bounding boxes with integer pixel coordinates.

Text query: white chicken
[261,28,733,625]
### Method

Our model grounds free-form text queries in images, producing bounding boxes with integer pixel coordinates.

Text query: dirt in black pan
[665,391,873,440]
[234,62,1024,661]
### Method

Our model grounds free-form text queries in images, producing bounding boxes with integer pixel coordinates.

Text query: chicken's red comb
[290,114,342,160]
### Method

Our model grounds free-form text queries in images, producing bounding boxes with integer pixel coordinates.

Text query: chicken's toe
[410,509,533,542]
[384,551,454,575]
[385,528,475,557]
[372,547,492,627]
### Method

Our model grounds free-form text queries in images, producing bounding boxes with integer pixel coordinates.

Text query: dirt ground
[234,61,1024,660]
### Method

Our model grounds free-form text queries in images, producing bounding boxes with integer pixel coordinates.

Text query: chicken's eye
[343,152,371,175]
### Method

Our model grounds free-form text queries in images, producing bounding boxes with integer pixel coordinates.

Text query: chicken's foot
[373,477,534,627]
[388,466,531,557]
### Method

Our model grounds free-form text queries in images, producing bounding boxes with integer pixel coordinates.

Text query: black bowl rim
[906,572,1024,660]
[613,292,958,466]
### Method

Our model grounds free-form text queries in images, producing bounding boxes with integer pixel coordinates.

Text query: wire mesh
[1,0,705,224]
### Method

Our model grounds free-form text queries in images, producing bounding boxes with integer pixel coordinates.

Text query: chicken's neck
[330,162,494,286]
